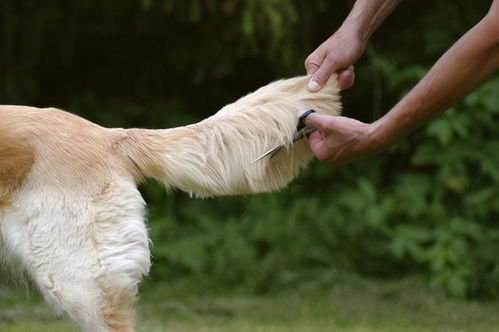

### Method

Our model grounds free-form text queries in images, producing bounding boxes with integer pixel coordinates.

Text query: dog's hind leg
[9,192,111,331]
[1,209,107,330]
[35,274,109,331]
[4,180,149,331]
[90,180,151,332]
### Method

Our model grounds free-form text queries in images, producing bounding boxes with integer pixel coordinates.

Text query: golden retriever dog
[0,75,341,331]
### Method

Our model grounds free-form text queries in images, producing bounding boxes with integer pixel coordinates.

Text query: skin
[305,0,400,91]
[304,0,499,164]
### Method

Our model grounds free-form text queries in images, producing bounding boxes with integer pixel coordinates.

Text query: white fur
[136,75,341,196]
[0,75,341,331]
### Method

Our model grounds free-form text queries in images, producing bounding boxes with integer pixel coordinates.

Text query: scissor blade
[250,109,317,165]
[250,128,317,165]
[250,144,285,165]
[292,127,316,142]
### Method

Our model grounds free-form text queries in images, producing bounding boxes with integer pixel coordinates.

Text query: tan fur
[0,75,341,331]
[99,284,137,332]
[122,75,342,196]
[0,114,35,209]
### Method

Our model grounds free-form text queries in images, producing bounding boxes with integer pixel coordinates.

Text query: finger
[337,65,355,90]
[307,132,332,163]
[301,112,334,132]
[305,62,320,76]
[304,52,325,76]
[307,129,325,147]
[308,56,338,92]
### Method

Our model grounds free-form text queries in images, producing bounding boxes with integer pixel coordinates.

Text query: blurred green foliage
[1,0,498,298]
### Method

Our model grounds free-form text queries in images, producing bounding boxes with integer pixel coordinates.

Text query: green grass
[1,277,499,331]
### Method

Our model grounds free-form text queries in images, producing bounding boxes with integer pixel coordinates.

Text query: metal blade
[250,109,317,165]
[249,144,285,165]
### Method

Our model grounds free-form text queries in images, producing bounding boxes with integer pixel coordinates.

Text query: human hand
[302,112,386,164]
[305,28,366,91]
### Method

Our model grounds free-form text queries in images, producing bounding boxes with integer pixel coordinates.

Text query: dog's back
[0,106,137,194]
[0,112,34,210]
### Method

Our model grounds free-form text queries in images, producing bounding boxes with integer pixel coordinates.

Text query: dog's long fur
[0,75,341,331]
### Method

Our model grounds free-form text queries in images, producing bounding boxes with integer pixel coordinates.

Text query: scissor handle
[250,109,318,165]
[297,109,316,131]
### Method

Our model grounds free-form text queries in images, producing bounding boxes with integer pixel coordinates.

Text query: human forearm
[372,11,499,148]
[341,0,401,43]
[303,1,499,164]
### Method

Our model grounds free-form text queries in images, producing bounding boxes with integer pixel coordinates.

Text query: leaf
[426,118,453,145]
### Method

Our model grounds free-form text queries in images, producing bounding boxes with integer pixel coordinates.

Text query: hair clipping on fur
[250,109,316,165]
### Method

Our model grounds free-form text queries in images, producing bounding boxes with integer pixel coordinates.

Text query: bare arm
[304,1,499,163]
[305,0,400,91]
[372,5,499,147]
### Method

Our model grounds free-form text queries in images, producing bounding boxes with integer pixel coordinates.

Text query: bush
[2,0,498,297]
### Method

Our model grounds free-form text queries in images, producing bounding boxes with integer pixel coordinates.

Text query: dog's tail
[120,75,341,197]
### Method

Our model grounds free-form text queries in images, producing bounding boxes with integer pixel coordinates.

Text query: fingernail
[308,79,320,92]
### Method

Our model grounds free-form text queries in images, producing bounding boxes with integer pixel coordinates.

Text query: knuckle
[304,57,319,70]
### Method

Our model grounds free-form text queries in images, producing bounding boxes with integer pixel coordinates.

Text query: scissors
[250,109,317,165]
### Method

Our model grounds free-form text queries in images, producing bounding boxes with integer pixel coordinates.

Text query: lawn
[1,277,499,332]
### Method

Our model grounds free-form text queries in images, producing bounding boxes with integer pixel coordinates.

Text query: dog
[0,75,341,331]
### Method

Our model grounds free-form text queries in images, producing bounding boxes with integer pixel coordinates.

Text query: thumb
[301,112,335,132]
[308,57,337,92]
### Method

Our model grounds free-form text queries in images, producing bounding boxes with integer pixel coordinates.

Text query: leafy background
[1,0,498,299]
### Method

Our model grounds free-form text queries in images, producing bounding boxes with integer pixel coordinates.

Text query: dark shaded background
[1,0,498,298]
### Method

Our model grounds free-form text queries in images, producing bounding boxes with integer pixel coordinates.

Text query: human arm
[304,1,499,163]
[305,0,400,91]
